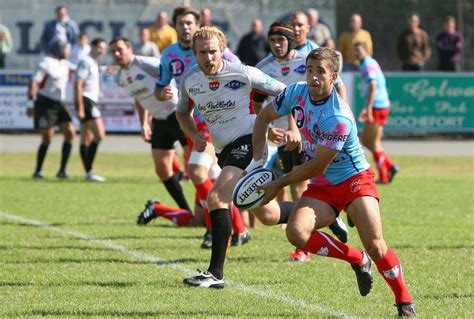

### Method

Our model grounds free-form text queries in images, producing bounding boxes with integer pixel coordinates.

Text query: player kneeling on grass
[252,47,415,317]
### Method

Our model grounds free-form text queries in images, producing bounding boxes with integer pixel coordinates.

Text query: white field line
[0,211,353,318]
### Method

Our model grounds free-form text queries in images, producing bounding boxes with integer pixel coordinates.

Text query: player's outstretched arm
[253,104,280,162]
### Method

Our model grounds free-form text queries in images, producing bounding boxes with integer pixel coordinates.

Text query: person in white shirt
[109,37,191,213]
[177,27,298,289]
[26,39,76,179]
[133,28,161,59]
[74,37,108,182]
[69,32,91,66]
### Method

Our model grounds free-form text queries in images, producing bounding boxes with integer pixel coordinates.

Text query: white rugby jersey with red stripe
[33,57,74,102]
[178,60,286,152]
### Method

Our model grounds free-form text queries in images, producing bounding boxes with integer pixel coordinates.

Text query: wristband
[27,100,34,108]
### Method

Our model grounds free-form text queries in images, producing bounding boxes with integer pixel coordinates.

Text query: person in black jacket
[236,19,269,66]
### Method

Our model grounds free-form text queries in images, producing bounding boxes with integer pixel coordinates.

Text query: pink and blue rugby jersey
[272,82,370,185]
[359,56,390,109]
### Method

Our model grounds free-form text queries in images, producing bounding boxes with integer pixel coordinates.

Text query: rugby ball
[232,168,275,210]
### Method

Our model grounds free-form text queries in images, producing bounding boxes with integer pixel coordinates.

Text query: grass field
[0,152,473,318]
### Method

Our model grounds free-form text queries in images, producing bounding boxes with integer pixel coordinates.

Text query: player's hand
[26,107,34,118]
[160,85,174,100]
[193,132,207,152]
[256,180,281,206]
[358,108,368,122]
[141,124,151,142]
[268,127,285,144]
[367,110,375,123]
[283,129,301,152]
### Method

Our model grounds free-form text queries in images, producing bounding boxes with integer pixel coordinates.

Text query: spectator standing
[396,13,431,71]
[134,28,161,58]
[148,11,177,53]
[338,13,372,71]
[40,5,79,55]
[236,19,269,66]
[436,16,464,71]
[200,8,212,27]
[69,32,91,66]
[306,8,334,48]
[0,16,13,68]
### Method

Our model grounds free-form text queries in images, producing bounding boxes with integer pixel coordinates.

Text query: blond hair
[192,26,227,54]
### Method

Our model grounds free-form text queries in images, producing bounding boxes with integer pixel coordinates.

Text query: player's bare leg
[347,196,414,314]
[152,148,191,211]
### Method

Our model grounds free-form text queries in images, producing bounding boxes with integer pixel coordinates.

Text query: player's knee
[207,189,222,209]
[188,164,207,184]
[155,165,171,180]
[252,206,278,226]
[286,225,308,248]
[365,239,387,261]
[64,129,75,142]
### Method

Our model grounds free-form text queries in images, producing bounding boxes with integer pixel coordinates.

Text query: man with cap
[26,39,76,179]
[254,21,349,262]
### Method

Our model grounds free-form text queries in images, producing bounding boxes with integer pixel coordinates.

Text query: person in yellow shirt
[338,13,372,71]
[148,11,178,53]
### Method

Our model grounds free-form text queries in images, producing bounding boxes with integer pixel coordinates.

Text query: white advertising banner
[0,70,141,132]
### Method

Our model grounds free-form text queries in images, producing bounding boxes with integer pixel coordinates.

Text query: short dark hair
[91,37,106,47]
[55,5,67,13]
[172,6,200,26]
[109,37,132,48]
[306,47,340,73]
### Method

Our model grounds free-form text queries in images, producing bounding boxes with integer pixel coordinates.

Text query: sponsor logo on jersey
[383,265,400,280]
[188,84,206,95]
[281,66,290,76]
[169,59,185,76]
[198,100,236,113]
[316,131,349,143]
[135,73,146,81]
[291,106,305,128]
[225,80,246,90]
[273,88,286,111]
[294,64,306,74]
[209,81,220,91]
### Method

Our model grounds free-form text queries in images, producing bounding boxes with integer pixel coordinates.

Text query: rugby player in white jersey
[109,37,192,214]
[26,39,76,180]
[74,37,108,182]
[177,27,300,288]
[255,22,348,262]
[153,6,249,249]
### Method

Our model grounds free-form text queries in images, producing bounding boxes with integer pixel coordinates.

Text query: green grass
[0,152,473,318]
